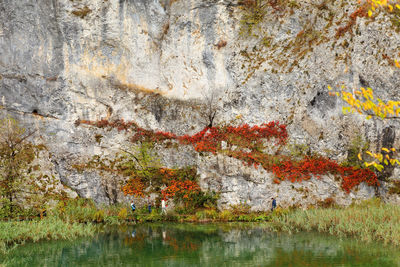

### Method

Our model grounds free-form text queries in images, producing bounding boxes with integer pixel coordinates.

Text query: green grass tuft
[0,217,95,254]
[268,199,400,246]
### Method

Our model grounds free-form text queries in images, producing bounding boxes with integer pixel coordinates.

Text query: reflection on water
[1,223,400,266]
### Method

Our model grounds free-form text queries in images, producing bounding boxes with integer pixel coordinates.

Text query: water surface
[1,223,399,266]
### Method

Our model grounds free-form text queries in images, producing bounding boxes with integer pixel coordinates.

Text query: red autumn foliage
[78,119,288,152]
[161,179,200,200]
[121,166,201,200]
[228,149,378,193]
[79,119,379,193]
[270,157,378,193]
[122,176,145,197]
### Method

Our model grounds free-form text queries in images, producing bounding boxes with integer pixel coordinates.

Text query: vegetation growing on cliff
[73,140,218,212]
[0,117,64,218]
[238,0,400,80]
[77,119,379,193]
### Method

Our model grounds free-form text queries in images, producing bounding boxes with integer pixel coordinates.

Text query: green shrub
[175,191,219,213]
[237,215,249,221]
[174,205,187,215]
[0,199,13,219]
[230,202,251,215]
[195,210,207,220]
[54,198,97,223]
[92,210,104,223]
[254,214,270,221]
[219,210,234,221]
[205,209,218,219]
[117,208,128,221]
[0,199,38,219]
[195,209,218,220]
[191,191,219,209]
[342,135,369,168]
[143,210,163,222]
[174,205,195,215]
[184,215,197,222]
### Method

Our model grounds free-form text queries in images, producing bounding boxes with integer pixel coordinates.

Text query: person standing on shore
[161,199,167,215]
[148,196,152,213]
[271,197,277,211]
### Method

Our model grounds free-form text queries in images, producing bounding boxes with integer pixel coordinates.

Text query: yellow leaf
[375,164,384,172]
[358,153,362,161]
[384,159,389,165]
[396,4,400,10]
[328,85,332,90]
[395,60,400,68]
[342,107,351,114]
[368,10,373,16]
[391,148,396,152]
[382,147,390,153]
[364,162,374,167]
[389,4,393,11]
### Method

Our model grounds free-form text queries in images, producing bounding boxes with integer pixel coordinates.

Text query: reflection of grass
[0,218,95,254]
[2,222,400,266]
[0,223,398,267]
[268,198,400,246]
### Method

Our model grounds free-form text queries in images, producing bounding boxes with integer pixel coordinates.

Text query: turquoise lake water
[1,223,399,266]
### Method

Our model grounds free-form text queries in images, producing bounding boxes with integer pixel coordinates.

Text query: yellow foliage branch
[365,0,400,68]
[328,85,400,120]
[358,147,400,171]
[329,85,400,171]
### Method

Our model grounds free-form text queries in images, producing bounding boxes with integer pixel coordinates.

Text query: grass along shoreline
[1,198,399,254]
[267,199,400,246]
[0,218,95,254]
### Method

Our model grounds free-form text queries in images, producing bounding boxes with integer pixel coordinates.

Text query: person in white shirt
[161,199,167,215]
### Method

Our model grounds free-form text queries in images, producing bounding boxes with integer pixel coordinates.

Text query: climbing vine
[77,119,378,193]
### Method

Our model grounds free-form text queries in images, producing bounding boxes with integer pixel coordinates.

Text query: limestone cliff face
[1,0,399,207]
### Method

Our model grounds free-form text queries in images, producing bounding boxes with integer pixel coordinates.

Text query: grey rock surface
[1,0,399,207]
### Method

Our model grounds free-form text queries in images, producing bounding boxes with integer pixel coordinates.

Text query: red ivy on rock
[161,180,200,200]
[76,119,288,152]
[77,119,379,193]
[121,166,201,202]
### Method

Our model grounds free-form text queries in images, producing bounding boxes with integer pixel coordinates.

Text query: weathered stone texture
[1,0,399,207]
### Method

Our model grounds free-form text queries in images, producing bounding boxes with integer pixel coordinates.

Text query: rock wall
[1,0,400,207]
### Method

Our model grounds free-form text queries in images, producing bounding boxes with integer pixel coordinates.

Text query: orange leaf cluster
[161,180,200,200]
[122,176,145,197]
